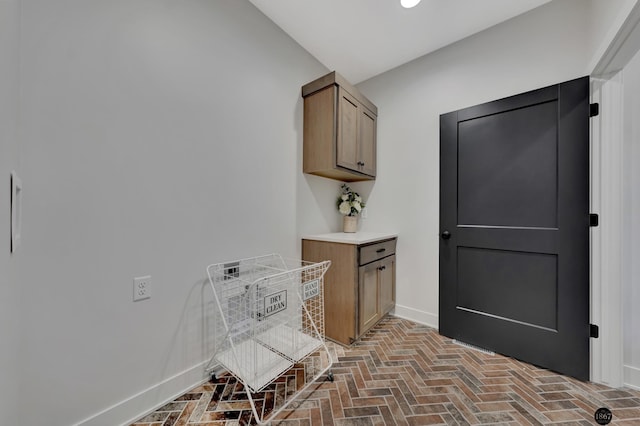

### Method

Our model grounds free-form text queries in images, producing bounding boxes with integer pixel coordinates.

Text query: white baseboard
[392,304,438,330]
[73,360,210,426]
[624,365,640,390]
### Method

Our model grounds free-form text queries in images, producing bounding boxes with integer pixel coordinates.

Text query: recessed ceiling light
[401,0,421,8]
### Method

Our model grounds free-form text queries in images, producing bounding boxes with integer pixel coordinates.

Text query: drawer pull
[376,248,386,253]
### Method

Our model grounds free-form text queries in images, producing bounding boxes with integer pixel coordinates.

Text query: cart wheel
[327,372,334,382]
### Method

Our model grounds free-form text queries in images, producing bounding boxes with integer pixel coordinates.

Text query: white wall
[589,0,638,71]
[0,0,22,424]
[17,1,328,424]
[623,48,640,389]
[355,0,599,327]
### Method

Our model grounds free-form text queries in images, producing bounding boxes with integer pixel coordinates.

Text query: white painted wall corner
[393,305,438,330]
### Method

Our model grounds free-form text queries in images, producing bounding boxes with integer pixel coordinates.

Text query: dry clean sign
[263,290,287,317]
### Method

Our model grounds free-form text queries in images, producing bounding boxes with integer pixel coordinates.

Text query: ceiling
[249,0,552,84]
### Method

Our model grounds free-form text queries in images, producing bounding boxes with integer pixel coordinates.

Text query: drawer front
[359,238,397,265]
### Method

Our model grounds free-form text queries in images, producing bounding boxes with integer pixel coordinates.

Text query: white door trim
[590,75,624,388]
[589,0,640,389]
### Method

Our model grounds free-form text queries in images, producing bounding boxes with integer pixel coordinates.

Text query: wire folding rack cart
[205,254,333,425]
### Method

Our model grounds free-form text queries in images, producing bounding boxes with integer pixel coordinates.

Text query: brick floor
[131,316,640,425]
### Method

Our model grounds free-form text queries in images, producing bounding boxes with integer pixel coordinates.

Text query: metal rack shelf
[205,254,332,425]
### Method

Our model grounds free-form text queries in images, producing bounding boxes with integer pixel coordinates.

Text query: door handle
[441,230,451,240]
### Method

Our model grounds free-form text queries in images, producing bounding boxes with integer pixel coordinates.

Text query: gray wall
[0,0,22,424]
[16,1,329,424]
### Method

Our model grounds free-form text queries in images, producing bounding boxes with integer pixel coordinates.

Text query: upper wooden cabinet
[302,72,377,181]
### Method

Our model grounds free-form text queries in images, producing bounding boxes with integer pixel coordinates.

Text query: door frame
[590,0,640,388]
[590,75,624,388]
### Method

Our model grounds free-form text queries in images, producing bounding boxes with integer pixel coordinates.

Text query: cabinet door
[379,255,396,315]
[359,107,377,177]
[358,261,381,335]
[337,88,360,172]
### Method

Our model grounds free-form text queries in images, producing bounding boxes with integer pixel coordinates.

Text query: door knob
[441,230,451,240]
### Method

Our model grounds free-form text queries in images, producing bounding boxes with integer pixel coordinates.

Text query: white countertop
[302,232,397,245]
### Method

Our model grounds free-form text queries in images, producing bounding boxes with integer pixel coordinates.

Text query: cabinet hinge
[590,213,599,227]
[590,103,600,117]
[590,324,599,338]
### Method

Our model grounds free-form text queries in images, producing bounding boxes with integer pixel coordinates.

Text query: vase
[343,215,358,233]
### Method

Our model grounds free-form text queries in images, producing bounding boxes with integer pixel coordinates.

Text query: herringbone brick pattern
[131,317,640,425]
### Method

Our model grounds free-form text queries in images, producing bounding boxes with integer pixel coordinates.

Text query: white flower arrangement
[337,184,365,217]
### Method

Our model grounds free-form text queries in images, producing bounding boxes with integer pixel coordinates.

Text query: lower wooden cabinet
[302,235,397,345]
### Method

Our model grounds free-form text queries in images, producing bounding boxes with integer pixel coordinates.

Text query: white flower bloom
[337,185,366,217]
[339,201,351,215]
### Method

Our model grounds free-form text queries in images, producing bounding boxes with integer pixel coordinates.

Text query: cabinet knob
[441,230,451,240]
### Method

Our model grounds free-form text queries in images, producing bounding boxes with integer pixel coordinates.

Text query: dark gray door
[439,77,590,381]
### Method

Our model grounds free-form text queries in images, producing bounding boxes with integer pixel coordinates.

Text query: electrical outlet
[133,275,151,302]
